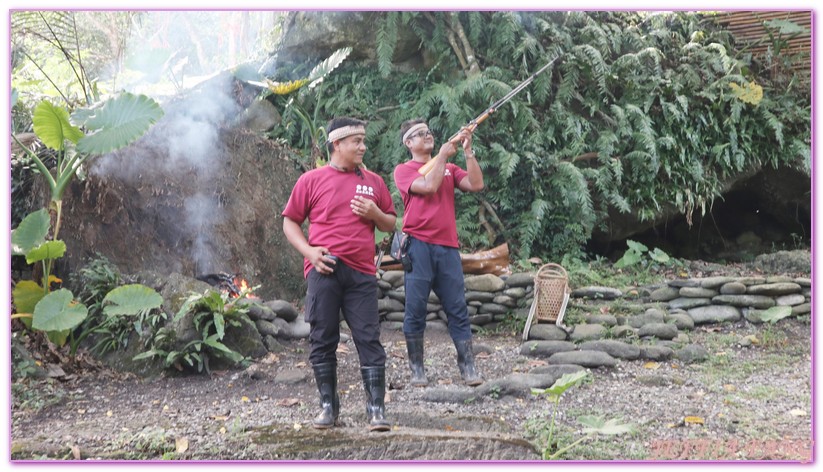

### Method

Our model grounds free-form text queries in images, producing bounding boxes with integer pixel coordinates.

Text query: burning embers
[197,272,257,299]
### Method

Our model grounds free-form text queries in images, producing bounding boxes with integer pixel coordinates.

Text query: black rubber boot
[361,366,390,432]
[454,338,483,386]
[311,362,339,429]
[405,334,428,387]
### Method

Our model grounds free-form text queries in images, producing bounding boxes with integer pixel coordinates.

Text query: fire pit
[196,272,255,298]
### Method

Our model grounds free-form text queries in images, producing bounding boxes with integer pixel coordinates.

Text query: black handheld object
[326,254,338,274]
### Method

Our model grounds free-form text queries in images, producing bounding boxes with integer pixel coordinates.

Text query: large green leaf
[12,280,46,329]
[26,240,66,264]
[32,289,88,332]
[626,240,648,253]
[531,370,589,400]
[648,247,671,263]
[102,284,164,316]
[47,330,70,347]
[578,415,636,435]
[33,101,84,151]
[76,93,164,155]
[11,209,50,256]
[12,280,46,315]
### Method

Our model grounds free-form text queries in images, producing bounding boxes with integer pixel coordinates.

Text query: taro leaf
[755,305,793,324]
[578,415,636,435]
[531,370,589,399]
[614,249,642,269]
[47,329,70,347]
[32,289,88,332]
[33,100,84,151]
[649,247,671,263]
[26,240,66,265]
[76,93,164,155]
[102,284,163,317]
[12,209,50,256]
[12,280,45,328]
[626,239,648,253]
[307,47,352,88]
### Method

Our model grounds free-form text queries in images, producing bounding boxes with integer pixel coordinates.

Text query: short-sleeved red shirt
[282,166,396,278]
[393,160,467,248]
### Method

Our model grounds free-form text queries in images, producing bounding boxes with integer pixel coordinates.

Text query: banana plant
[11,92,164,349]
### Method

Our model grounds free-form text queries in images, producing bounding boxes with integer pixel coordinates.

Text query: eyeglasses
[409,130,433,139]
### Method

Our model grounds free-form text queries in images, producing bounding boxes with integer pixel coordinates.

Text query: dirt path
[10,315,812,461]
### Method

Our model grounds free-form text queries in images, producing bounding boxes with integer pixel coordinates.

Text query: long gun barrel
[418,51,563,176]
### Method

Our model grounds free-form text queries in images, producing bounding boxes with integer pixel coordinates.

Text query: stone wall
[371,271,811,369]
[375,270,811,338]
[376,271,536,333]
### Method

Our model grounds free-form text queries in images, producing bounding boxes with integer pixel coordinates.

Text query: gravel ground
[10,312,813,462]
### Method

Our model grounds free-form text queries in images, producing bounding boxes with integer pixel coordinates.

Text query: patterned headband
[327,125,366,143]
[402,123,428,142]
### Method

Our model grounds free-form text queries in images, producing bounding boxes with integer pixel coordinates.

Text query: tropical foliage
[11,11,166,352]
[267,11,810,261]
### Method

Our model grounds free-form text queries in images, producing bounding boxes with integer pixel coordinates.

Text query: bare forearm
[412,154,448,194]
[373,212,397,233]
[463,152,484,191]
[283,217,313,258]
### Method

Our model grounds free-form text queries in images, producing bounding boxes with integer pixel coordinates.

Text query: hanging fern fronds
[574,44,608,95]
[759,107,785,148]
[490,12,520,57]
[580,23,611,57]
[635,47,664,77]
[264,11,809,261]
[491,142,520,181]
[518,198,549,259]
[376,13,399,78]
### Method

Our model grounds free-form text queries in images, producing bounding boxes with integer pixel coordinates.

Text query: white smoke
[91,73,239,275]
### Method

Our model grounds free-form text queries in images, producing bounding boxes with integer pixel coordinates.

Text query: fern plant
[271,12,810,262]
[134,289,252,374]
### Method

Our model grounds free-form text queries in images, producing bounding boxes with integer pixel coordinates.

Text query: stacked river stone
[373,271,811,370]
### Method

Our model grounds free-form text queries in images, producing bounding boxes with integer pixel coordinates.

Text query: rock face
[278,12,423,65]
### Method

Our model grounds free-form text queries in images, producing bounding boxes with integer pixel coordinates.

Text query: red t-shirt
[282,166,396,278]
[393,160,467,248]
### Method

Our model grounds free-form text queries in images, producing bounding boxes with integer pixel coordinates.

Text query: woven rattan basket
[522,263,571,340]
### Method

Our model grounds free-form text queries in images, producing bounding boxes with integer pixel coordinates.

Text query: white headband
[327,125,366,143]
[402,123,429,142]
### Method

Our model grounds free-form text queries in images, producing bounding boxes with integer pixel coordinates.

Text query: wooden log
[377,243,511,276]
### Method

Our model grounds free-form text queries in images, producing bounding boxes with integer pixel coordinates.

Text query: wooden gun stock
[417,112,492,176]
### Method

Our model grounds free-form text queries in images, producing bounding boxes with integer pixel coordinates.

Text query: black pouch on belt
[391,232,412,272]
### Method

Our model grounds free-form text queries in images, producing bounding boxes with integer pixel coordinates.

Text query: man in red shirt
[393,119,485,387]
[282,117,396,432]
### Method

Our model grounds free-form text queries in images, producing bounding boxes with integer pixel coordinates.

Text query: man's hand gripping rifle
[418,51,563,176]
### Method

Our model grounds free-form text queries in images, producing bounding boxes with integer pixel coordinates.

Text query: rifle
[418,51,563,176]
[374,231,394,274]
